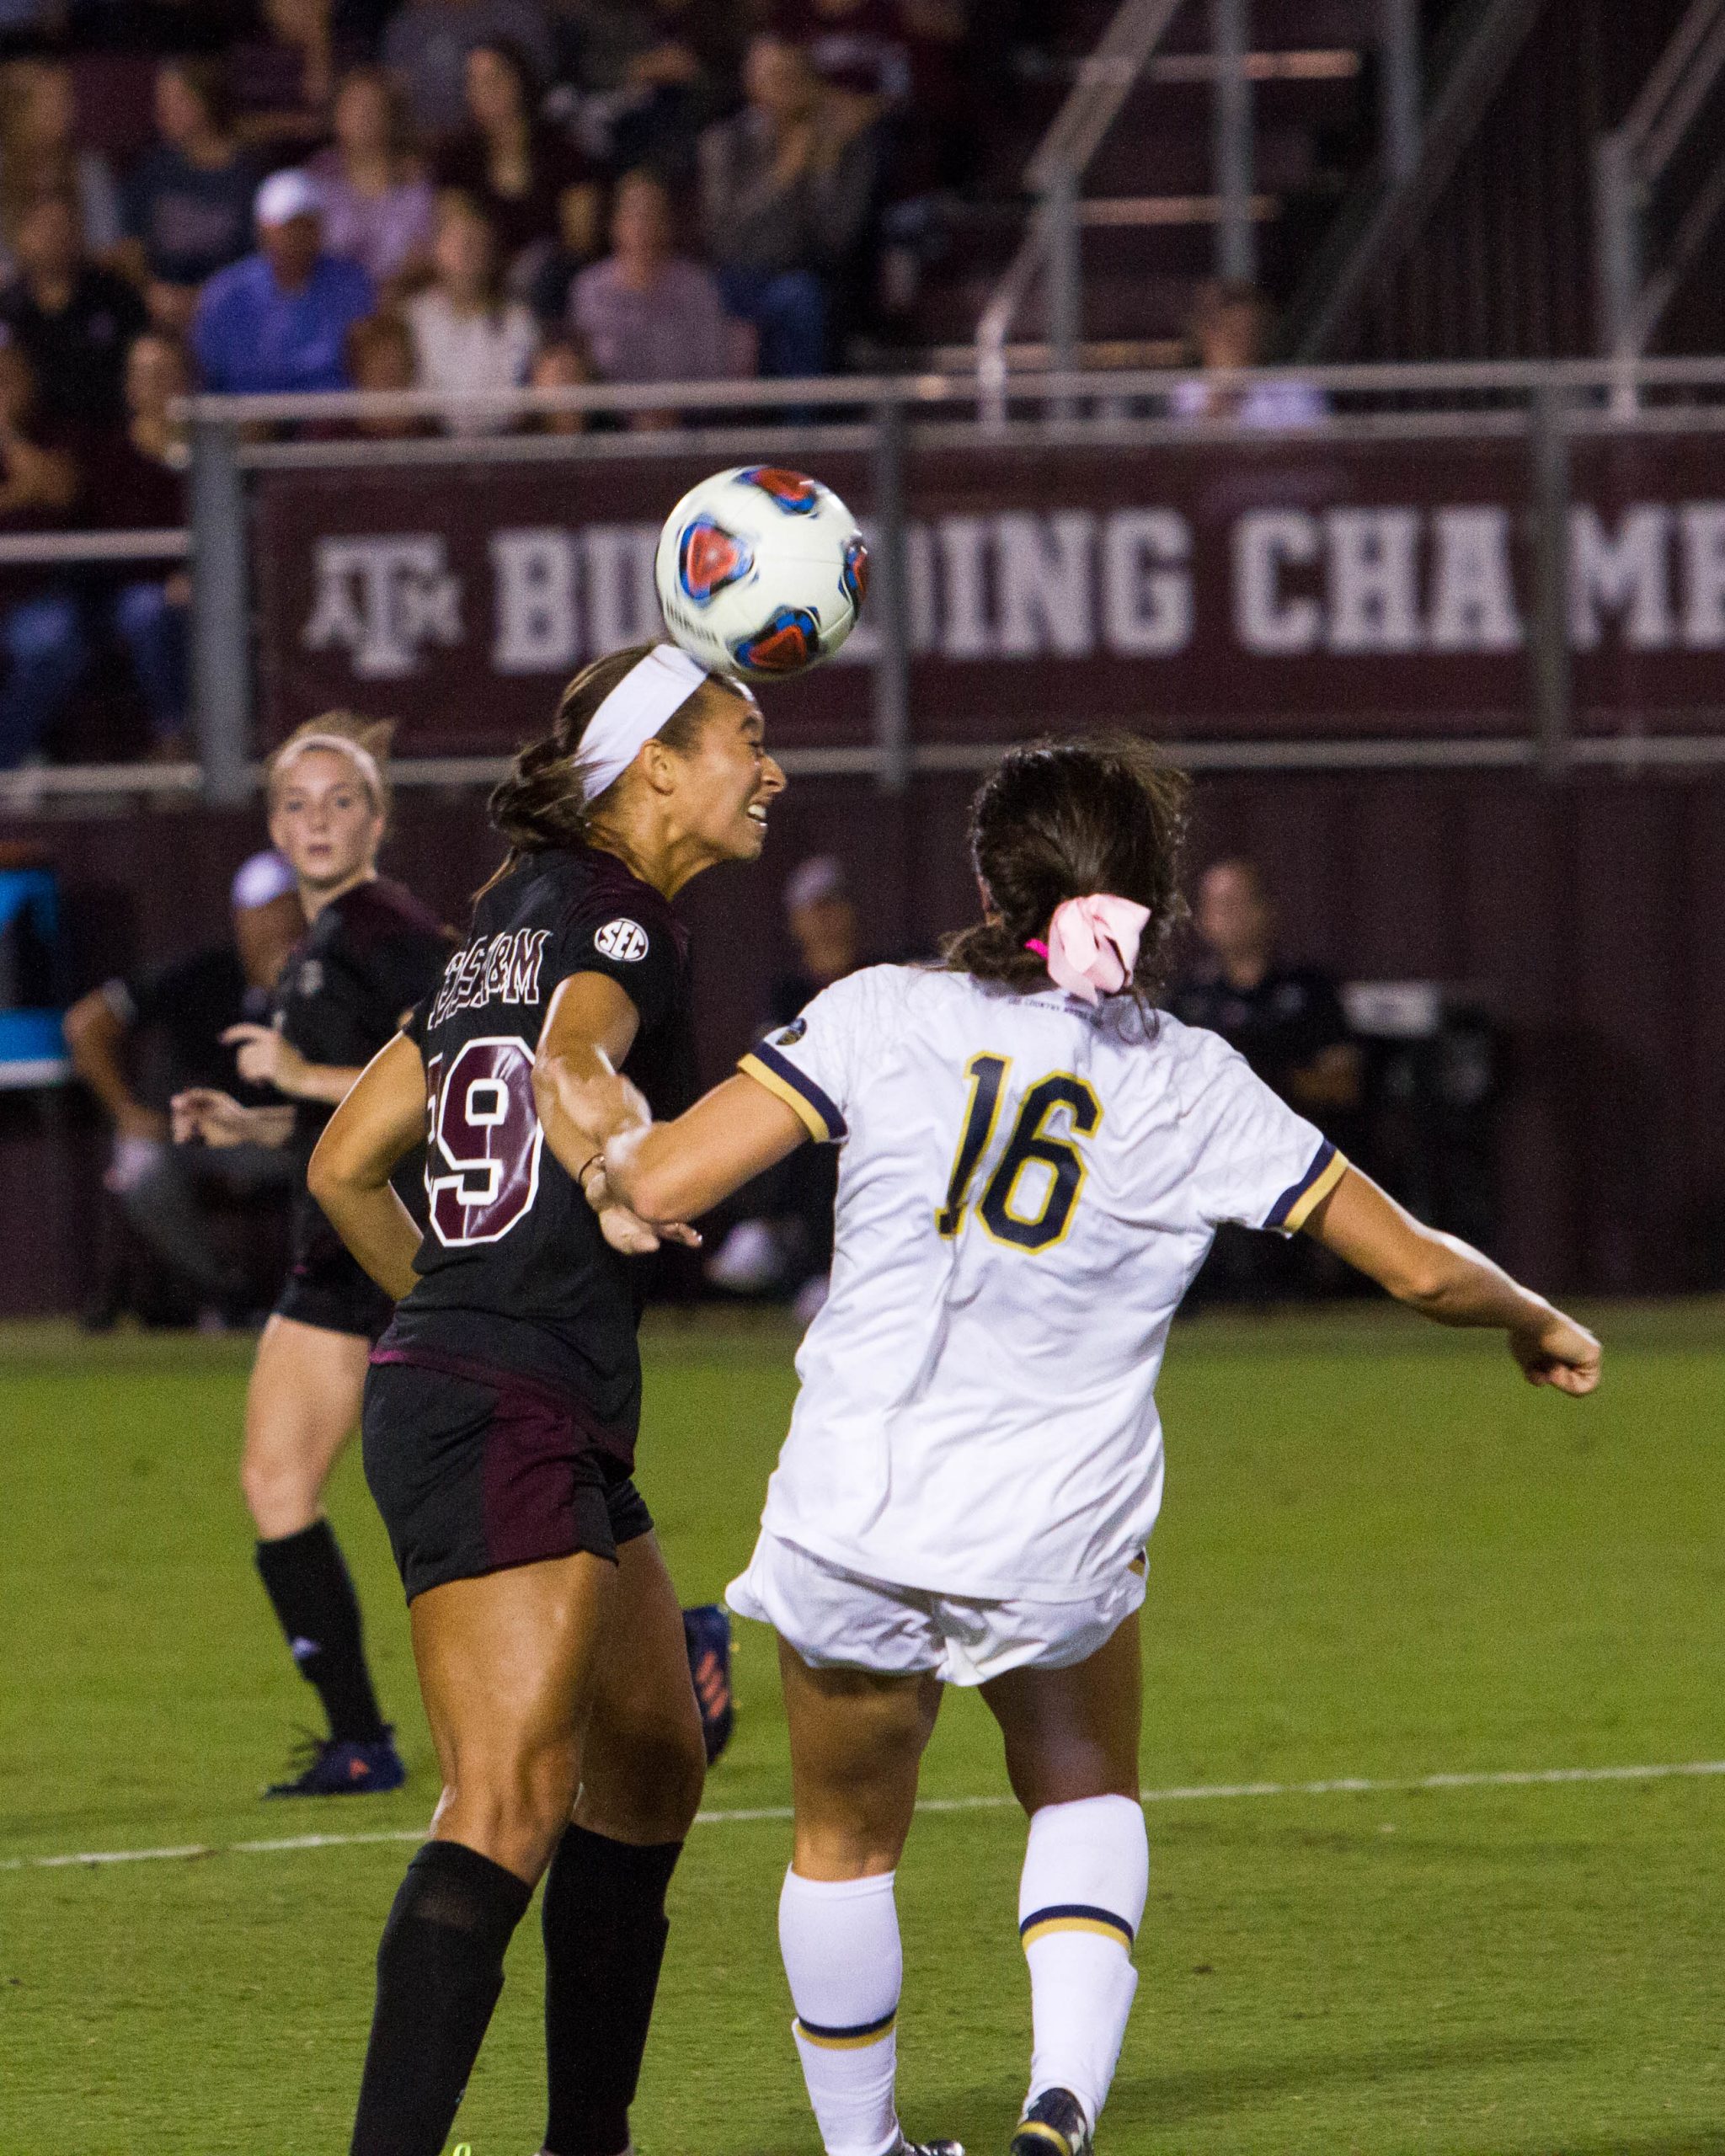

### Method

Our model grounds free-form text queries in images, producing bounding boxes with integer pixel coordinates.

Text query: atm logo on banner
[300,504,1725,680]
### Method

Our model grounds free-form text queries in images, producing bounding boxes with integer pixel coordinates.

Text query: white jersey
[737,964,1345,1603]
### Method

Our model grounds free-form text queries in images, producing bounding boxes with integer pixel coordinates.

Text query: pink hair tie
[1025,894,1151,1005]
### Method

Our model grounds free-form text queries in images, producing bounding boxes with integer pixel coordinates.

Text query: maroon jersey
[382,843,696,1461]
[272,875,447,1285]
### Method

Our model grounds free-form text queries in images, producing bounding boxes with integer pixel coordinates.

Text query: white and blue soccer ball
[654,466,868,683]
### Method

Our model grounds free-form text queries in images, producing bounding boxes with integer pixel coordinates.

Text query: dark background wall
[5,765,1724,1315]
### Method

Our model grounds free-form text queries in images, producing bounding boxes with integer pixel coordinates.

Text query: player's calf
[1014,1795,1148,2150]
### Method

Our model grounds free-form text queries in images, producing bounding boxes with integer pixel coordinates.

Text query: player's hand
[222,1022,307,1096]
[1508,1305,1601,1395]
[580,1158,701,1255]
[171,1086,252,1148]
[561,1065,652,1155]
[595,1201,701,1255]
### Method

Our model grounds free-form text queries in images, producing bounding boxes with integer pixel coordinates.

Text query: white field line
[3,1759,1721,1877]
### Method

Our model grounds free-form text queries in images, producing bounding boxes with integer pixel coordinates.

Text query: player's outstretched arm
[306,1033,426,1301]
[532,971,701,1254]
[604,1073,810,1225]
[1304,1166,1600,1394]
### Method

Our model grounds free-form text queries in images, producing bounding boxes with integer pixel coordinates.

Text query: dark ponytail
[943,735,1189,1002]
[481,641,718,892]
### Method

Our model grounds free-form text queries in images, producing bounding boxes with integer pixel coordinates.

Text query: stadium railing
[6,355,1725,811]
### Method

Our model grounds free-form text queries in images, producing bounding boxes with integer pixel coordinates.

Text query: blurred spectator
[64,851,302,1329]
[1170,280,1328,428]
[307,67,436,294]
[88,331,192,756]
[0,188,146,430]
[1169,858,1359,1305]
[0,339,79,770]
[773,851,863,1018]
[192,168,375,394]
[0,329,189,766]
[707,856,863,1312]
[327,307,441,436]
[526,331,593,430]
[382,0,557,147]
[552,0,743,179]
[435,39,598,296]
[570,167,737,418]
[1171,860,1360,1115]
[699,35,878,377]
[232,0,343,153]
[404,189,537,432]
[0,59,126,277]
[121,59,259,336]
[771,0,913,109]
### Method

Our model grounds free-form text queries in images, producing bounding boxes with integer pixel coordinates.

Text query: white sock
[1017,1795,1150,2131]
[779,1868,904,2156]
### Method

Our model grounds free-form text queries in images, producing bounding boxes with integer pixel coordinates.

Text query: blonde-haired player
[574,734,1600,2156]
[173,714,446,1796]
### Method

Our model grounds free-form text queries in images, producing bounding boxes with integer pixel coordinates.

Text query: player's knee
[790,1814,900,1881]
[436,1742,580,1877]
[583,1709,706,1842]
[642,1712,708,1836]
[239,1444,317,1538]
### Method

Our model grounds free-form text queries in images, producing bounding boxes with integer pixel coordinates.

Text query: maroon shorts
[362,1348,652,1603]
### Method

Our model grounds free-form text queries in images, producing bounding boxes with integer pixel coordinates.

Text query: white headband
[578,645,712,803]
[274,731,383,801]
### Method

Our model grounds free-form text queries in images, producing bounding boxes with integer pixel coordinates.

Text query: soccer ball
[655,467,868,682]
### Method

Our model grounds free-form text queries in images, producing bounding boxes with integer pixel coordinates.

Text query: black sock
[542,1826,685,2156]
[351,1838,535,2156]
[255,1520,387,1744]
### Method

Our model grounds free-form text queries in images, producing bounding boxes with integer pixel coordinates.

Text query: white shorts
[726,1530,1148,1689]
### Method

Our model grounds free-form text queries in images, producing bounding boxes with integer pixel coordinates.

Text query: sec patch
[595,918,649,963]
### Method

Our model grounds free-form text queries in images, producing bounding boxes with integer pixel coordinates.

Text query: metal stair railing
[980,1,1428,415]
[1594,0,1725,390]
[1286,0,1546,359]
[975,0,1186,423]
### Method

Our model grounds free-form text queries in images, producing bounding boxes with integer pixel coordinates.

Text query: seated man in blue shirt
[192,169,375,396]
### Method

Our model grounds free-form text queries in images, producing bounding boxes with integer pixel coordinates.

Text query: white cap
[255,168,322,229]
[784,855,846,914]
[230,850,296,910]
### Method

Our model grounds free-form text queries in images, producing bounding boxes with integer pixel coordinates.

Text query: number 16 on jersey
[937,1053,1103,1254]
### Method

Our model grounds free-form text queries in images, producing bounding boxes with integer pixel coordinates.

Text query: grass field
[2,1304,1722,2156]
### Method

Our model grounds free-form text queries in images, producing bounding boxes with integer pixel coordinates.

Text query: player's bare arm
[170,1087,296,1150]
[64,989,167,1139]
[306,1033,426,1301]
[221,1021,366,1105]
[533,969,701,1253]
[1305,1165,1600,1394]
[602,1072,809,1224]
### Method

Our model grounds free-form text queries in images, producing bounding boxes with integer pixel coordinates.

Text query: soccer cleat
[682,1603,734,1764]
[263,1726,407,1798]
[1010,2089,1092,2156]
[894,2138,964,2156]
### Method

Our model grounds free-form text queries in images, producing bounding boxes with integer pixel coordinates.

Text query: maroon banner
[251,433,1725,755]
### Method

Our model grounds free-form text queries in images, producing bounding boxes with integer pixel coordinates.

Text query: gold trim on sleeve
[738,1052,830,1142]
[1281,1148,1348,1232]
